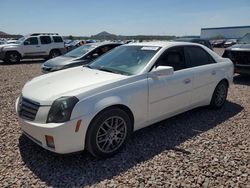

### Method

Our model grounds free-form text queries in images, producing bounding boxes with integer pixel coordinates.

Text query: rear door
[39,36,53,56]
[184,45,218,106]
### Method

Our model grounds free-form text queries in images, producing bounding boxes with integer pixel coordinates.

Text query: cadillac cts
[16,42,234,158]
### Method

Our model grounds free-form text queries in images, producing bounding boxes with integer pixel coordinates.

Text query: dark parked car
[65,40,80,52]
[42,42,122,72]
[211,40,225,48]
[223,39,237,48]
[222,33,250,75]
[174,38,213,50]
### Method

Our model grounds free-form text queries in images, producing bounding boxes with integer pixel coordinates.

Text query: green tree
[69,35,74,40]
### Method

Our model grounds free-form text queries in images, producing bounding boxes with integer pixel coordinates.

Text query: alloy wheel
[96,116,127,153]
[214,84,227,106]
[9,53,19,62]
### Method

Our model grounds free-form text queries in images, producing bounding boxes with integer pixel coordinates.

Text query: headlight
[50,64,70,71]
[47,96,79,123]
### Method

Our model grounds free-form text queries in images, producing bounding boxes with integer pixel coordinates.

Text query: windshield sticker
[141,46,159,51]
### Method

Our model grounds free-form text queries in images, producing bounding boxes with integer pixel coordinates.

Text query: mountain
[0,31,8,35]
[91,31,117,40]
[0,31,22,39]
[89,31,176,41]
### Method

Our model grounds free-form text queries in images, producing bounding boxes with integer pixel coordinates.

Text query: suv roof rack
[30,33,59,36]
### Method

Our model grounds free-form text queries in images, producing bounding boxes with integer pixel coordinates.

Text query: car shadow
[19,101,243,187]
[0,59,44,65]
[233,74,250,86]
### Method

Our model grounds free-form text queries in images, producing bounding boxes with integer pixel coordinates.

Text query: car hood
[226,43,250,51]
[22,66,127,105]
[43,56,79,67]
[0,43,19,49]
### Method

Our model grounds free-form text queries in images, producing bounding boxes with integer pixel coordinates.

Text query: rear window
[53,36,63,43]
[40,36,52,44]
[185,46,213,67]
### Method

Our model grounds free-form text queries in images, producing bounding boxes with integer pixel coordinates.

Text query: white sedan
[16,42,234,158]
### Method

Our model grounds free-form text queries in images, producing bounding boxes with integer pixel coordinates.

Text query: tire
[86,108,132,158]
[210,80,228,109]
[49,49,61,59]
[4,51,21,63]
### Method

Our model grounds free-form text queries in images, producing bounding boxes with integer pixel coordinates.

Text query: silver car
[41,42,122,72]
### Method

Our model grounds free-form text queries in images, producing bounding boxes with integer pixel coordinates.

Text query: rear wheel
[210,80,228,109]
[86,108,132,158]
[5,51,21,63]
[49,49,61,59]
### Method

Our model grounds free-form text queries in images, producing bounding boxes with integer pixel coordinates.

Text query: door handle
[211,70,216,75]
[183,78,191,84]
[36,46,40,47]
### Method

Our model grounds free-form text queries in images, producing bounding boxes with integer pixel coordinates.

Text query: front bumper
[18,117,85,154]
[235,64,250,75]
[41,65,61,73]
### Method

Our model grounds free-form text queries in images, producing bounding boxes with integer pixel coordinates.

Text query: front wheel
[4,52,21,63]
[86,108,132,158]
[210,81,228,109]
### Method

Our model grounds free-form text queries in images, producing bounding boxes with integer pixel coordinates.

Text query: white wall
[201,27,250,39]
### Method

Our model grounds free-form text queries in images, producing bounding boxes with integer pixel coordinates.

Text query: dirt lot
[0,49,249,187]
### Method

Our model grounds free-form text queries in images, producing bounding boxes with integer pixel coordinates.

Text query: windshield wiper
[87,65,130,75]
[98,67,117,73]
[97,67,129,75]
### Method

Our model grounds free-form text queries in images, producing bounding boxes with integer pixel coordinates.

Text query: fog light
[45,135,55,148]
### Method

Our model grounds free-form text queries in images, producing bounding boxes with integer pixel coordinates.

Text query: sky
[0,0,250,36]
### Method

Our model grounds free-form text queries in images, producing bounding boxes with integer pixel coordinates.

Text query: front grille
[18,97,40,121]
[227,51,250,65]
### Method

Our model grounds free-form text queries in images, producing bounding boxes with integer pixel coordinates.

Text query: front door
[148,46,194,122]
[22,37,42,57]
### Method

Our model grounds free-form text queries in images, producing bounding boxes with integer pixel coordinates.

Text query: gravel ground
[0,49,249,187]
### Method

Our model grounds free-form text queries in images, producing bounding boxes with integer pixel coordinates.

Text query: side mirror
[151,66,174,76]
[86,53,98,59]
[92,53,99,58]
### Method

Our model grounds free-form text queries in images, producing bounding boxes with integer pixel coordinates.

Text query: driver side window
[155,46,186,71]
[87,46,110,59]
[24,37,38,45]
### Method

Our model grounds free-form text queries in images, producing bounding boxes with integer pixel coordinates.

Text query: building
[200,26,250,39]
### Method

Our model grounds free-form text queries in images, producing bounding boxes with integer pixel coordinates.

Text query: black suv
[174,38,213,50]
[223,33,250,75]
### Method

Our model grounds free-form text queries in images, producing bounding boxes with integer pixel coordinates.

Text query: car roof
[174,38,209,42]
[125,41,203,48]
[86,41,122,48]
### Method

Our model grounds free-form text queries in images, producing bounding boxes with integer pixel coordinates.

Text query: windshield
[89,45,161,75]
[238,33,250,44]
[68,40,79,45]
[15,37,26,44]
[64,44,94,58]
